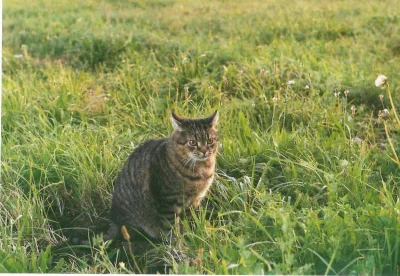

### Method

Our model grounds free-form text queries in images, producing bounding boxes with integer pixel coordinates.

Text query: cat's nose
[200,145,207,153]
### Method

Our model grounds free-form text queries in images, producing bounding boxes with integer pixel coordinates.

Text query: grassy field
[2,0,400,274]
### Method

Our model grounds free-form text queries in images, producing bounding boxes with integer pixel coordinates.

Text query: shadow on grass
[50,211,172,274]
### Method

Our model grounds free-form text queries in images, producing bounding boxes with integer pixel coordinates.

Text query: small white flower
[287,80,295,85]
[375,75,388,88]
[344,89,350,97]
[340,159,349,167]
[305,85,310,90]
[272,96,279,104]
[382,109,390,119]
[351,105,356,116]
[119,262,125,269]
[351,137,363,144]
[227,264,239,270]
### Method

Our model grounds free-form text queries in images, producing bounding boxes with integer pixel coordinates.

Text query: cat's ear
[207,110,219,128]
[171,110,184,131]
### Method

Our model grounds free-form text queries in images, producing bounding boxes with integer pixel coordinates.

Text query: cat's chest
[183,165,213,188]
[164,159,216,207]
[183,173,213,191]
[181,174,214,207]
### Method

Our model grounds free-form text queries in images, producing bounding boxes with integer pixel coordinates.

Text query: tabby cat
[105,110,219,241]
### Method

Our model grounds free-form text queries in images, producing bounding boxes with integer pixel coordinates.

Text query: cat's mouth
[195,156,208,161]
[189,152,210,162]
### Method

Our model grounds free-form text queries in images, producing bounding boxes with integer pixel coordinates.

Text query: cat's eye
[207,138,214,144]
[188,140,197,146]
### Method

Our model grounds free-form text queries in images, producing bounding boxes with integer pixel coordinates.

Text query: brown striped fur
[106,110,219,241]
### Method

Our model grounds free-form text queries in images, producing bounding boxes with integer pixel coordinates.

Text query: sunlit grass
[1,0,400,274]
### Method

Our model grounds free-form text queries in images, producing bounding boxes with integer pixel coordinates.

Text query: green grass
[2,0,400,274]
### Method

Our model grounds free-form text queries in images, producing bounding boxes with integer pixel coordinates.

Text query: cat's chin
[195,156,209,162]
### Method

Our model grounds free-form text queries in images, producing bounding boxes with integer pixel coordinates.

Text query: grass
[1,0,400,274]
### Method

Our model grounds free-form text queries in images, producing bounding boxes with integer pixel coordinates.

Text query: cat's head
[170,110,219,162]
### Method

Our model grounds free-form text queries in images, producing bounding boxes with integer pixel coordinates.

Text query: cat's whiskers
[180,156,193,169]
[190,158,197,173]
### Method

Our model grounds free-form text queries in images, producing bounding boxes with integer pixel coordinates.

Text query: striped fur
[107,111,219,240]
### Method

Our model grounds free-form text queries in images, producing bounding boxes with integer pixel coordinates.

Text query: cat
[104,110,219,242]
